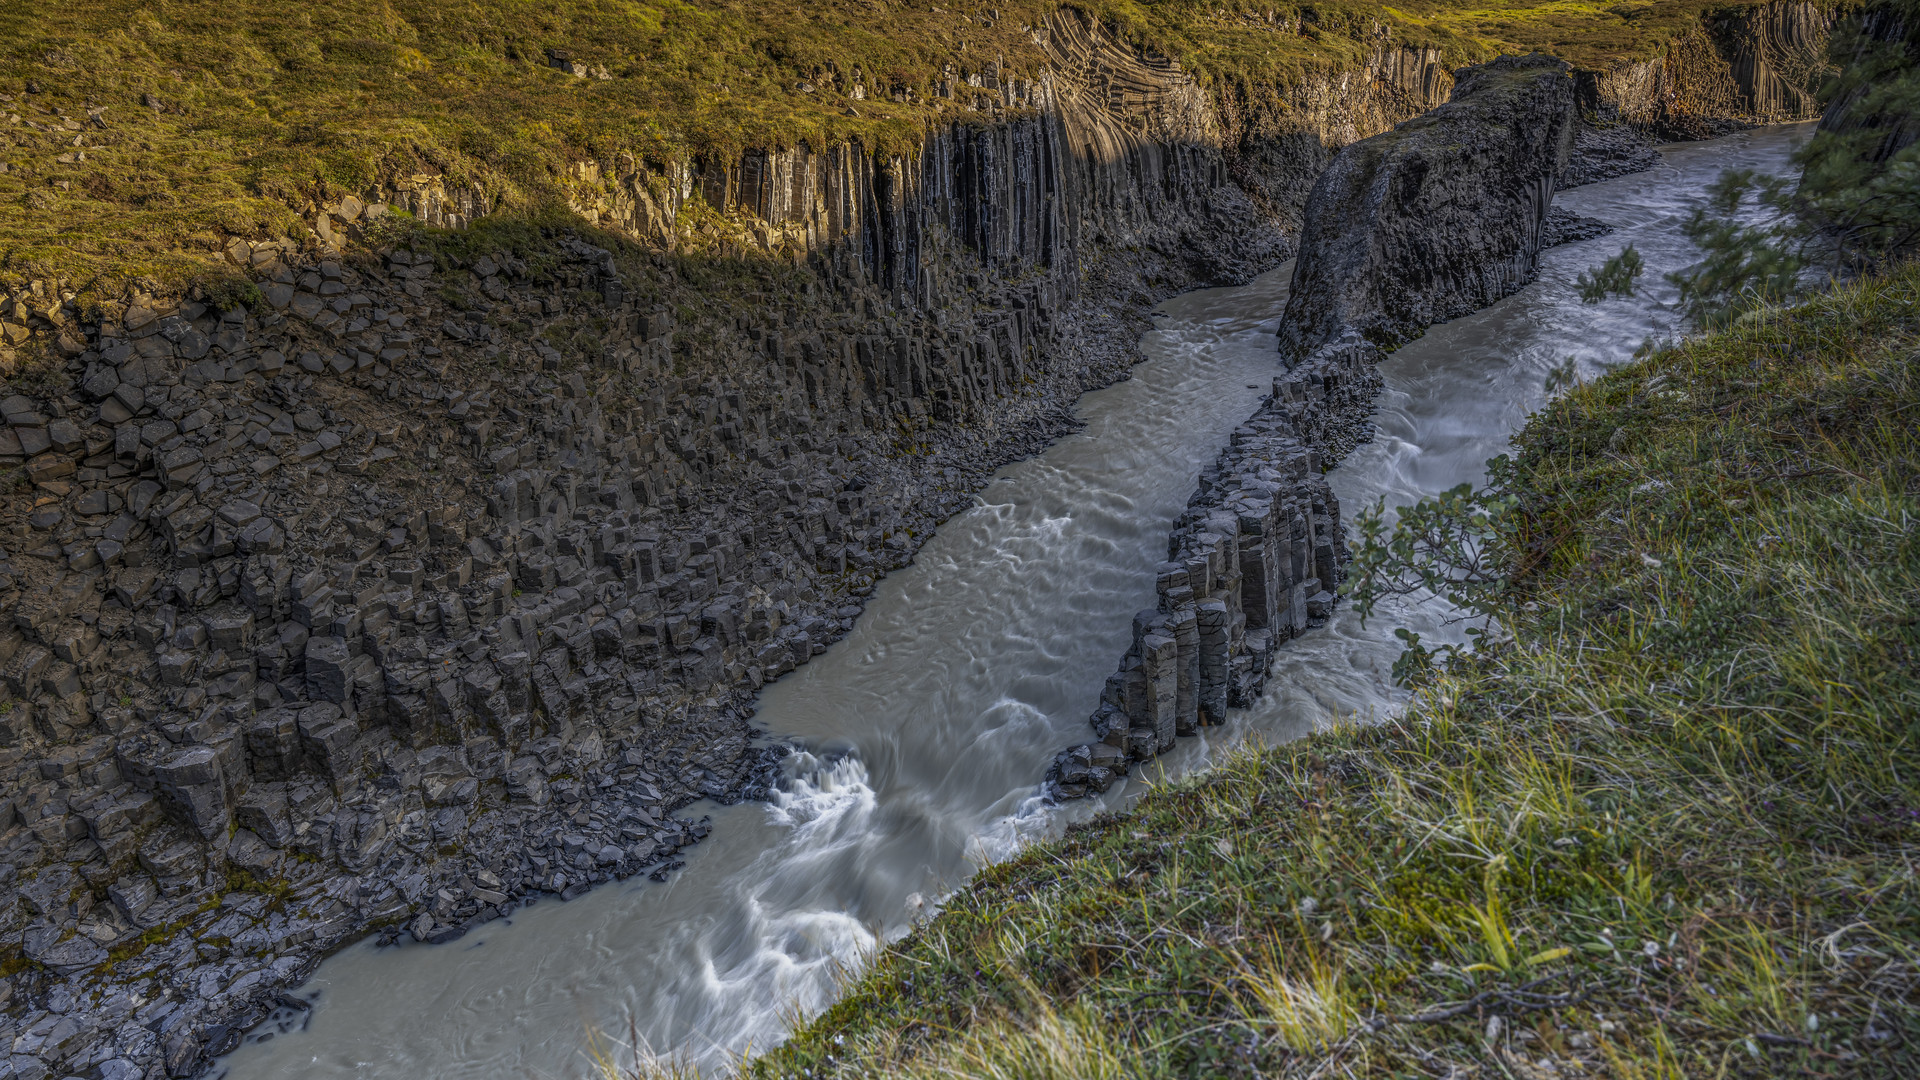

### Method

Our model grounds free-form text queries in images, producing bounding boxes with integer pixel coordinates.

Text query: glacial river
[221,124,1809,1079]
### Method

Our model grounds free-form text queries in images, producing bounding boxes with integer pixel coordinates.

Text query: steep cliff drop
[1279,54,1577,362]
[1047,54,1576,800]
[0,7,1840,1077]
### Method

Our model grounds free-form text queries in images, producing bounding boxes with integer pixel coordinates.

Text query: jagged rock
[1278,53,1578,360]
[1543,207,1615,248]
[1558,121,1662,189]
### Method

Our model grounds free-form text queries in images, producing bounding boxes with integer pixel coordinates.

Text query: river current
[221,124,1809,1079]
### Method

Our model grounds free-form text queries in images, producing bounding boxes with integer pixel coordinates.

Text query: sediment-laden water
[221,123,1809,1080]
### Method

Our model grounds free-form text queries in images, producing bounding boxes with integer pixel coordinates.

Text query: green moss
[0,942,43,979]
[225,868,297,909]
[750,265,1920,1079]
[0,0,1773,299]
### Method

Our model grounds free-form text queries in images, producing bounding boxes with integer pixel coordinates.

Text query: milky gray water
[221,124,1809,1079]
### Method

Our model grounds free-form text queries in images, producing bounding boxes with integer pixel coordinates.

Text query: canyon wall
[1575,0,1834,139]
[0,6,1838,1078]
[1049,53,1576,800]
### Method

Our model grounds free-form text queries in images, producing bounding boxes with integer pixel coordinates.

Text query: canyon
[0,5,1835,1079]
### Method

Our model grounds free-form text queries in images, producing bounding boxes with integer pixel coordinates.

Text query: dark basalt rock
[1277,53,1578,362]
[1558,121,1663,190]
[1542,207,1615,248]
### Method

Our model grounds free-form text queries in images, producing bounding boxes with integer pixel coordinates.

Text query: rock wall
[548,11,1451,269]
[1049,52,1581,800]
[1574,1,1834,140]
[1278,54,1577,361]
[0,11,1495,1080]
[1218,45,1455,226]
[555,9,1266,286]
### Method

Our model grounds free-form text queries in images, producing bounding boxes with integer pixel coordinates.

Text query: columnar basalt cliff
[1045,341,1377,800]
[552,11,1450,279]
[1576,0,1834,139]
[0,6,1843,1077]
[1279,54,1577,361]
[1048,53,1579,800]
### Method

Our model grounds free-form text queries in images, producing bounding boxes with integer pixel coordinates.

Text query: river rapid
[219,124,1810,1079]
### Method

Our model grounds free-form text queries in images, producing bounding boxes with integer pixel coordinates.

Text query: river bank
[753,256,1920,1080]
[217,122,1817,1079]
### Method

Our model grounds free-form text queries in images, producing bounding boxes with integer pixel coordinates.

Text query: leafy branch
[1348,461,1521,684]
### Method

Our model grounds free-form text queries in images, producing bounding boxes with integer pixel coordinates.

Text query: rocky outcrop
[1558,122,1663,190]
[1046,341,1377,800]
[1279,54,1577,361]
[1574,1,1834,141]
[1220,45,1455,227]
[0,11,1513,1079]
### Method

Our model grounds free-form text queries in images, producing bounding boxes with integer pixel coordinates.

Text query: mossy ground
[1,0,1755,297]
[737,266,1920,1079]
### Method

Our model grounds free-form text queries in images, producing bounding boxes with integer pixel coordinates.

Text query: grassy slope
[748,266,1920,1078]
[0,0,1751,295]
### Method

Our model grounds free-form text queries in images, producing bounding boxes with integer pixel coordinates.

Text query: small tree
[1578,0,1920,330]
[1349,461,1521,685]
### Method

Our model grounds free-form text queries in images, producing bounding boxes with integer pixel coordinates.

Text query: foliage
[1585,0,1920,329]
[1575,242,1643,303]
[1351,466,1512,634]
[197,272,266,314]
[1666,169,1815,329]
[745,265,1920,1080]
[1796,0,1920,265]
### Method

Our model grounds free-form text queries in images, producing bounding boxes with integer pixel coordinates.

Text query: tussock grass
[746,266,1920,1078]
[0,0,1743,295]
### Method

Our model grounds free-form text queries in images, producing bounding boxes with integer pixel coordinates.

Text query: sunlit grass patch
[0,0,1747,296]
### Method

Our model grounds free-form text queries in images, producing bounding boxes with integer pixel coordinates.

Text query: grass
[732,264,1920,1078]
[0,0,1773,297]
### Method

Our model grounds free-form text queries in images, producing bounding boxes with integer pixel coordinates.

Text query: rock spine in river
[1047,346,1376,799]
[1049,53,1581,799]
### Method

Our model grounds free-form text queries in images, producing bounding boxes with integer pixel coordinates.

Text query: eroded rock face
[1573,1,1833,141]
[1277,54,1577,362]
[0,7,1839,1074]
[1558,122,1663,190]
